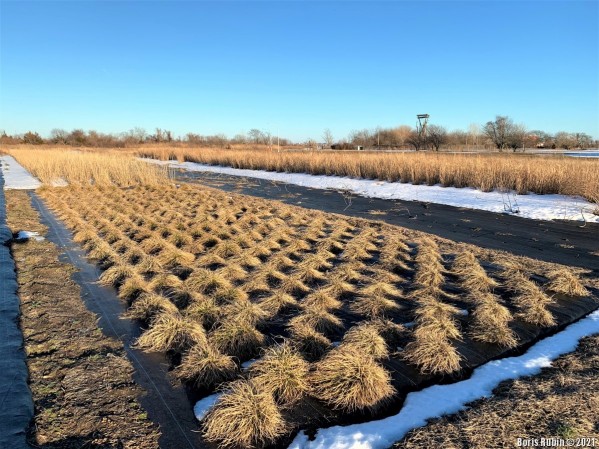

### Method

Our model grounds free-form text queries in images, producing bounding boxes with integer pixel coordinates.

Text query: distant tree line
[1,116,595,151]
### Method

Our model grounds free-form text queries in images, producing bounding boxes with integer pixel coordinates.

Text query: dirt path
[174,170,599,273]
[6,190,161,448]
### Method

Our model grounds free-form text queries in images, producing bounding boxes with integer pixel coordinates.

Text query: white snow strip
[0,155,41,190]
[288,309,599,449]
[193,393,221,421]
[143,159,599,223]
[16,230,45,242]
[241,358,257,369]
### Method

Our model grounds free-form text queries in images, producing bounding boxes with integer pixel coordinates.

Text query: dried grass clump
[223,299,269,326]
[453,251,499,292]
[403,333,462,375]
[470,299,518,348]
[185,295,222,328]
[545,269,589,297]
[209,320,266,359]
[508,274,556,327]
[185,269,232,295]
[341,322,389,360]
[258,292,298,317]
[301,290,342,311]
[413,298,462,340]
[156,247,195,267]
[136,312,207,353]
[403,296,463,374]
[99,263,134,287]
[202,379,286,449]
[123,292,178,322]
[249,343,310,406]
[350,293,401,319]
[311,348,395,412]
[176,344,238,389]
[117,275,149,301]
[288,323,332,361]
[289,309,344,334]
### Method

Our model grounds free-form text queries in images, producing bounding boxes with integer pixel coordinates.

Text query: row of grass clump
[41,183,591,448]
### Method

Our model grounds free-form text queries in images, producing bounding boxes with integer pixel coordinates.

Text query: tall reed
[139,147,599,203]
[9,149,167,186]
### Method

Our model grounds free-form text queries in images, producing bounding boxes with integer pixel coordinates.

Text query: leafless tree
[427,125,447,151]
[484,115,515,150]
[406,131,425,151]
[322,128,334,148]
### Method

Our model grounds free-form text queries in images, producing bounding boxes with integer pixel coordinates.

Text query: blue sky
[1,1,598,141]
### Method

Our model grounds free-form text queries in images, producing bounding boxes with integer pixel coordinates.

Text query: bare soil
[6,190,160,448]
[392,335,599,449]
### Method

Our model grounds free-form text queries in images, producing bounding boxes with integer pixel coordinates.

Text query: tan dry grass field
[4,145,598,203]
[37,180,596,449]
[137,146,599,203]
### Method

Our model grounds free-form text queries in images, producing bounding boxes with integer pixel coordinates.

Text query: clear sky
[1,0,598,141]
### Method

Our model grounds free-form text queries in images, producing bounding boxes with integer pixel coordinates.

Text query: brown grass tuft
[136,312,207,353]
[403,334,462,375]
[289,309,344,335]
[545,269,589,297]
[123,292,178,322]
[311,348,395,412]
[209,320,266,359]
[341,322,389,360]
[202,379,286,449]
[176,344,238,389]
[249,343,310,406]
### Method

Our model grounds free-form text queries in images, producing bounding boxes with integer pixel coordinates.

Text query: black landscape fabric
[0,165,34,449]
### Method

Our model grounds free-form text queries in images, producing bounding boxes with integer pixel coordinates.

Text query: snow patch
[0,156,41,190]
[16,230,45,241]
[288,309,599,449]
[241,358,257,369]
[193,393,221,421]
[143,159,599,223]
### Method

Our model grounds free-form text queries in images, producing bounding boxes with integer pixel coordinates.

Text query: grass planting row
[39,183,594,448]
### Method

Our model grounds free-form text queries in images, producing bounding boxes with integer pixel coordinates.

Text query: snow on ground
[193,393,221,421]
[287,309,599,449]
[0,156,41,190]
[16,230,45,242]
[143,159,598,223]
[241,358,258,369]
